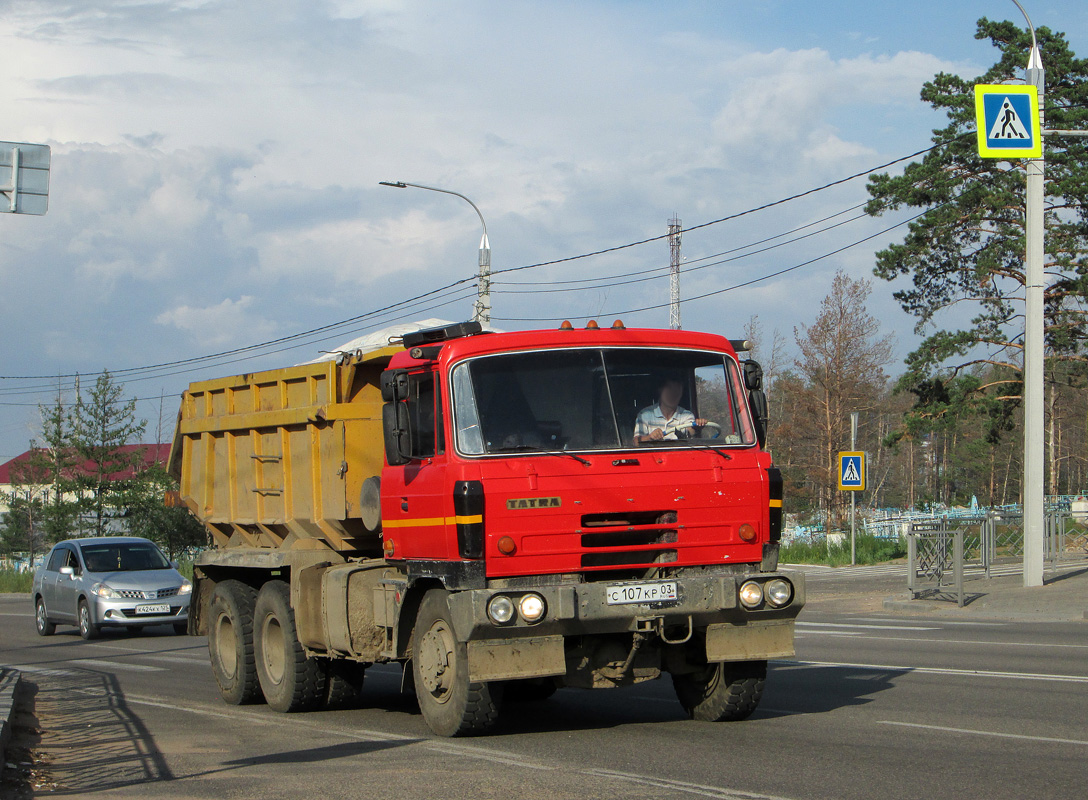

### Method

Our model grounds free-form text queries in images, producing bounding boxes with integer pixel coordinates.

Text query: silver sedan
[32,536,192,639]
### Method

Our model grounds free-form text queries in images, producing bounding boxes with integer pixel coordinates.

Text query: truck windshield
[451,348,756,455]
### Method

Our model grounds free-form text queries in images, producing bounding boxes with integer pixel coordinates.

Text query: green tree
[126,463,208,559]
[17,390,84,543]
[0,492,45,559]
[866,19,1088,464]
[72,371,148,537]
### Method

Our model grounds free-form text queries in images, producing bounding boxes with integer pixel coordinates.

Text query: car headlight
[487,595,515,624]
[178,581,193,595]
[518,593,546,623]
[765,578,793,607]
[738,580,763,608]
[92,582,118,599]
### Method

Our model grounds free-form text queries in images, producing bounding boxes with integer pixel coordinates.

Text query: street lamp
[1009,0,1045,587]
[379,181,491,324]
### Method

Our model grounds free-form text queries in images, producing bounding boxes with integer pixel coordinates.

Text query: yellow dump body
[168,346,400,554]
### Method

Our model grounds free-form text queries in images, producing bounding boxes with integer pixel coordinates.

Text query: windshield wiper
[493,445,592,466]
[640,438,733,460]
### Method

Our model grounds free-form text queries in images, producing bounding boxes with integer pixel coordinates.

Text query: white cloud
[155,295,277,348]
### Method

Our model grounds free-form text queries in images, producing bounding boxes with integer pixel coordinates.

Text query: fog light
[738,523,757,542]
[518,593,546,623]
[487,595,515,624]
[765,578,792,607]
[739,580,763,608]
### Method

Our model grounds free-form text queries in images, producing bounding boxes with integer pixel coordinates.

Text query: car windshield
[81,543,171,572]
[451,347,756,455]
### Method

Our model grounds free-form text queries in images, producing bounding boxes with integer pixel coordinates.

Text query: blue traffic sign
[838,451,865,491]
[974,84,1041,159]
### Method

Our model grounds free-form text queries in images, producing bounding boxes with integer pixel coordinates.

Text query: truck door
[381,370,455,560]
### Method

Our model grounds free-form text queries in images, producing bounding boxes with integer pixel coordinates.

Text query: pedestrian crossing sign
[974,84,1041,159]
[838,451,865,491]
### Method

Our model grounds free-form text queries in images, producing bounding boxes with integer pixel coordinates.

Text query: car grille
[116,587,181,600]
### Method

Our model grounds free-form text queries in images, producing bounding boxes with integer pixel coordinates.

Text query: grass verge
[781,533,906,567]
[0,569,33,593]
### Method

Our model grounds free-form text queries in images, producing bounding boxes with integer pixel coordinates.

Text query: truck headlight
[92,582,118,599]
[518,593,546,623]
[738,580,763,608]
[487,595,515,624]
[765,578,793,607]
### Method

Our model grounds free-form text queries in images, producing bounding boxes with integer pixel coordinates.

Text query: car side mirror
[59,566,74,577]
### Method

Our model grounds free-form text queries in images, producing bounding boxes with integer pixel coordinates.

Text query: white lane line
[797,622,939,631]
[581,768,794,800]
[0,612,35,617]
[879,720,1088,747]
[66,658,164,672]
[777,659,1088,684]
[428,742,552,770]
[800,632,1088,650]
[138,654,208,665]
[848,617,1009,627]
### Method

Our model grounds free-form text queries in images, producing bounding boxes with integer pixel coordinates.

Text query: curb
[0,667,21,780]
[882,594,1088,623]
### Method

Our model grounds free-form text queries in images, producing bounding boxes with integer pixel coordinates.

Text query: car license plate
[135,603,171,615]
[605,581,678,605]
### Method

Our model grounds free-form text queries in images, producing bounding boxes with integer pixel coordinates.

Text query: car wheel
[207,579,263,705]
[78,599,100,640]
[35,598,56,636]
[253,580,325,712]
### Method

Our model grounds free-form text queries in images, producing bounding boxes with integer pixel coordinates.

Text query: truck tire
[412,588,502,737]
[324,660,367,709]
[254,580,326,712]
[673,660,766,722]
[208,580,263,705]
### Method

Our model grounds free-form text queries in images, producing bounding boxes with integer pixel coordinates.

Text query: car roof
[56,537,159,548]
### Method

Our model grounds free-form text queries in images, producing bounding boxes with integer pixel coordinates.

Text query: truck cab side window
[408,373,436,459]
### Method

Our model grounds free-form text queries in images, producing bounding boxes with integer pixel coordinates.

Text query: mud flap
[705,619,795,662]
[467,635,566,682]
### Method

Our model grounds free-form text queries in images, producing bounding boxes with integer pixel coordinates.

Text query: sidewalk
[797,561,1088,622]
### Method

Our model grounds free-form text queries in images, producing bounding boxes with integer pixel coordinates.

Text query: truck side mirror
[380,370,410,402]
[742,360,763,392]
[382,401,412,466]
[749,388,768,448]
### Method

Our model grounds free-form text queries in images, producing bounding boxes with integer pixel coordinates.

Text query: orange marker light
[559,320,574,330]
[738,524,757,542]
[611,319,625,329]
[497,536,517,555]
[585,320,599,330]
[383,539,396,557]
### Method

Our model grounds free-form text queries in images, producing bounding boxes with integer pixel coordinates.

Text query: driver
[633,376,707,444]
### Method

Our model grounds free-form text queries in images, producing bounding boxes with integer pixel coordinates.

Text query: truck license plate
[605,581,677,605]
[135,603,171,615]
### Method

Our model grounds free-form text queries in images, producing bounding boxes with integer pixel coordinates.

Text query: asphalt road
[2,585,1087,800]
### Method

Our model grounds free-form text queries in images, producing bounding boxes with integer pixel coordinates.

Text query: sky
[1,0,1087,460]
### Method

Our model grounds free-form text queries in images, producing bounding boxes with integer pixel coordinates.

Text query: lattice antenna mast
[667,216,682,329]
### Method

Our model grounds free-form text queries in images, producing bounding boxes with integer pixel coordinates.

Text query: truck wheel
[324,660,367,709]
[78,599,100,640]
[254,580,326,712]
[672,660,766,722]
[35,598,56,636]
[208,580,263,705]
[412,588,502,737]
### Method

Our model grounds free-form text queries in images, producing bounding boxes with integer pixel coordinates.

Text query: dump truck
[169,320,804,736]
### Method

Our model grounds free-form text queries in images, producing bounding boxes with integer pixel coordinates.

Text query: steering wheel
[700,422,722,440]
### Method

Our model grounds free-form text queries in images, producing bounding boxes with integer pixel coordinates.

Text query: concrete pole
[1012,1,1045,587]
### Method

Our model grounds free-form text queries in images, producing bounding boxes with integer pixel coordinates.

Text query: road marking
[138,654,209,665]
[120,694,801,799]
[797,622,939,631]
[778,659,1088,684]
[581,768,795,799]
[848,617,1009,627]
[879,720,1088,747]
[66,658,164,672]
[800,632,1088,650]
[0,612,35,617]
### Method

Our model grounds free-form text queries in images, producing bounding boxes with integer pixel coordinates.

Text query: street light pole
[379,181,491,324]
[1010,0,1045,587]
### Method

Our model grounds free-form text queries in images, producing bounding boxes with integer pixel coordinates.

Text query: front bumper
[445,570,804,683]
[91,595,191,627]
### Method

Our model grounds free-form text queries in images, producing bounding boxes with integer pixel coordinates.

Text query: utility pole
[668,216,682,330]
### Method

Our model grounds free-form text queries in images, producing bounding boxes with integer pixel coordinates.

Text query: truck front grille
[578,510,679,569]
